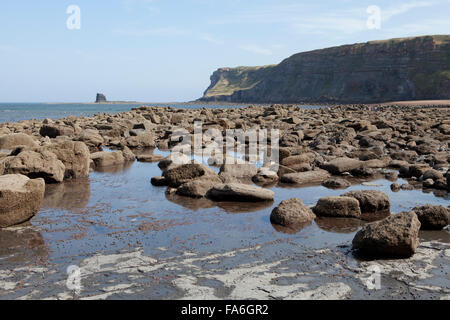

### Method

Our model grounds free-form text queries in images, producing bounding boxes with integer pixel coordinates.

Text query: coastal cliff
[200,35,450,103]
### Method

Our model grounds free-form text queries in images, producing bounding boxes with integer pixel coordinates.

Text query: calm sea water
[0,102,324,123]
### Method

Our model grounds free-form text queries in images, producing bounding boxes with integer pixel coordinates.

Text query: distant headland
[95,93,138,104]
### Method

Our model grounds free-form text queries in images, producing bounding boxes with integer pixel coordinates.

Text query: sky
[0,0,449,102]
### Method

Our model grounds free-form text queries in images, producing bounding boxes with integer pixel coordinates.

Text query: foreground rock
[280,169,330,185]
[270,198,316,227]
[0,150,65,183]
[176,179,219,198]
[42,141,90,179]
[412,205,450,230]
[322,157,362,174]
[343,190,390,220]
[207,183,274,202]
[352,212,421,258]
[0,174,45,228]
[313,196,361,218]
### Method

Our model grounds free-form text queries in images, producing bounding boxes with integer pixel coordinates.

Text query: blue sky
[0,0,449,102]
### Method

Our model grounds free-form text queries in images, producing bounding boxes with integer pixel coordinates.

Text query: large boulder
[164,163,220,188]
[0,150,65,183]
[352,212,421,258]
[322,157,363,174]
[42,141,90,179]
[0,133,38,149]
[0,174,45,228]
[342,190,390,219]
[313,196,361,218]
[207,183,274,202]
[412,205,450,230]
[281,169,330,185]
[270,198,316,226]
[90,151,125,168]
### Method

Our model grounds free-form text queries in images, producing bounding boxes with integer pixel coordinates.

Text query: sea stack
[95,93,107,103]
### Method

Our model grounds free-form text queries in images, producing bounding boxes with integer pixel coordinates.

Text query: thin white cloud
[239,45,272,56]
[382,1,435,21]
[199,33,224,45]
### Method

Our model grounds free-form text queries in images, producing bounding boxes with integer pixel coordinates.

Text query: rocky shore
[0,103,449,296]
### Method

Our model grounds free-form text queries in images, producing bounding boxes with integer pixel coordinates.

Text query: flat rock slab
[207,183,274,202]
[313,196,361,218]
[281,169,330,185]
[0,174,45,228]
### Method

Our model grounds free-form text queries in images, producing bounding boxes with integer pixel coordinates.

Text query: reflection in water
[165,193,274,214]
[271,220,313,234]
[43,179,91,211]
[93,161,134,174]
[420,229,450,243]
[360,210,390,222]
[314,217,363,234]
[0,225,48,264]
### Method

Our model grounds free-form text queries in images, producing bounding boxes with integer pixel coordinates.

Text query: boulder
[313,196,361,218]
[0,133,38,149]
[125,133,155,148]
[164,163,220,188]
[322,178,351,189]
[0,150,65,183]
[39,124,74,138]
[422,169,444,182]
[122,146,136,162]
[75,129,104,152]
[90,151,125,167]
[42,141,90,179]
[150,176,167,186]
[342,190,390,218]
[207,183,274,202]
[0,174,45,228]
[322,157,362,174]
[352,212,421,258]
[219,163,258,182]
[412,205,450,230]
[252,167,279,185]
[176,179,219,198]
[270,198,316,226]
[281,169,330,185]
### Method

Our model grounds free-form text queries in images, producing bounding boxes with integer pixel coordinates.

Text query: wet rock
[122,146,136,162]
[207,183,274,202]
[270,198,315,226]
[150,176,167,186]
[390,182,401,192]
[400,183,414,190]
[0,150,65,183]
[176,179,219,198]
[280,169,330,185]
[322,178,351,189]
[136,154,164,163]
[164,163,220,188]
[0,174,45,228]
[158,154,191,171]
[39,124,74,138]
[42,141,90,179]
[322,157,362,174]
[342,190,390,218]
[421,169,444,182]
[90,151,125,168]
[352,211,420,258]
[313,196,361,218]
[412,205,450,230]
[0,133,38,149]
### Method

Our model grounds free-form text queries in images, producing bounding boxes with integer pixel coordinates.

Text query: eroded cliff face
[200,35,450,103]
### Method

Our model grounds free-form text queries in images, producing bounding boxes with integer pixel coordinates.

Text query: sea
[0,102,324,123]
